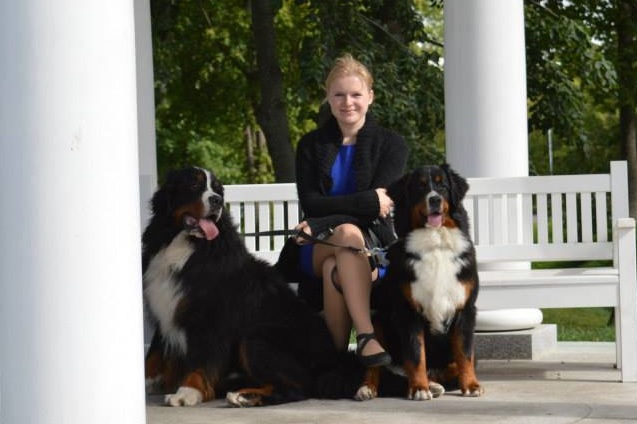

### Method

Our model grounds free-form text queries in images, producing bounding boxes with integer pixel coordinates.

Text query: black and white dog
[142,167,363,407]
[358,164,484,400]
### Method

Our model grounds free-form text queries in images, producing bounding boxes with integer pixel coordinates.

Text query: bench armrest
[617,217,636,229]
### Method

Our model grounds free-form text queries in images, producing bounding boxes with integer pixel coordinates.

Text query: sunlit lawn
[541,307,615,341]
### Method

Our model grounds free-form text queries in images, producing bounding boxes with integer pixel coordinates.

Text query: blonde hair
[324,53,374,93]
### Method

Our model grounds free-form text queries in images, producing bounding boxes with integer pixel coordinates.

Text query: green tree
[250,0,295,182]
[149,0,635,219]
[151,0,271,183]
[525,0,637,218]
[150,0,446,183]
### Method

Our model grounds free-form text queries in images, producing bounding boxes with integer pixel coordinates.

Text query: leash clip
[369,247,390,267]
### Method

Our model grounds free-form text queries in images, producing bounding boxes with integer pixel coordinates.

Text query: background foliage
[150,0,634,189]
[150,0,446,182]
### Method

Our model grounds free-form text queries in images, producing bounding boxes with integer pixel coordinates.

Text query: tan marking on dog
[403,332,432,400]
[181,369,216,401]
[450,327,484,397]
[355,367,380,401]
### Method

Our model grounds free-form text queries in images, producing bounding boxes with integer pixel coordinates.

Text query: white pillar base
[476,309,544,332]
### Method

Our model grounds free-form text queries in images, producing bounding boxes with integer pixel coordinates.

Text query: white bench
[225,161,637,382]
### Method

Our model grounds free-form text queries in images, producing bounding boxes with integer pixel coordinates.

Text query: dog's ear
[387,171,413,238]
[442,163,469,207]
[387,173,409,207]
[151,170,177,216]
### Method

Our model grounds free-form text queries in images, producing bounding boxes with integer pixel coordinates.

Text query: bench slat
[581,192,593,243]
[536,193,549,244]
[566,192,578,243]
[476,242,614,262]
[468,173,610,194]
[596,191,608,242]
[225,183,298,201]
[551,193,564,243]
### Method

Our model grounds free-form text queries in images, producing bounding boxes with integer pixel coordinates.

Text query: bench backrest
[224,183,301,264]
[224,161,629,266]
[467,161,628,265]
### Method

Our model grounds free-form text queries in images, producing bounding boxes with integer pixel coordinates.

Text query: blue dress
[299,144,386,281]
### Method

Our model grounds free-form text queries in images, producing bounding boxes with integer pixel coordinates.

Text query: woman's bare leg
[321,257,351,351]
[313,224,385,357]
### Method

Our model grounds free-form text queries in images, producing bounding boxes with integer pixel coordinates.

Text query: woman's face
[327,75,374,130]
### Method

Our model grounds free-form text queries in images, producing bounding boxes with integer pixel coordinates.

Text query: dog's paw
[226,391,264,407]
[354,384,377,401]
[164,386,203,407]
[461,383,485,397]
[408,388,433,401]
[429,381,445,398]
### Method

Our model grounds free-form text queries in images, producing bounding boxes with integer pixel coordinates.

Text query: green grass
[541,307,615,342]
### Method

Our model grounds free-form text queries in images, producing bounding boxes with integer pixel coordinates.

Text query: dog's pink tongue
[199,219,219,240]
[427,214,443,228]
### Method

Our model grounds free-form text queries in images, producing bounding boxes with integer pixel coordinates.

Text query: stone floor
[146,342,637,424]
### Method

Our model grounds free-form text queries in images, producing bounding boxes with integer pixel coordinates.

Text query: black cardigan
[295,114,408,241]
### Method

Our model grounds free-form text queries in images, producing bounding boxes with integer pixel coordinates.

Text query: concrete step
[475,323,557,360]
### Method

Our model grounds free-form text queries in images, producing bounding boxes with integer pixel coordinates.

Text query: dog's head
[388,164,469,237]
[151,167,224,240]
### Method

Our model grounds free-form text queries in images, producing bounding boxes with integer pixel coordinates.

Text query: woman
[292,54,408,367]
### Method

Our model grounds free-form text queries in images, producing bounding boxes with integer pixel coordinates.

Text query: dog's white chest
[406,227,471,333]
[143,232,193,354]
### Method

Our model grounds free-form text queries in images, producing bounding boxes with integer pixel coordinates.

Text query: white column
[135,0,158,230]
[444,0,542,331]
[444,0,528,177]
[134,0,159,348]
[0,2,146,424]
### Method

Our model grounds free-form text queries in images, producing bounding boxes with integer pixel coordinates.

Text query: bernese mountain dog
[142,167,362,407]
[356,164,484,401]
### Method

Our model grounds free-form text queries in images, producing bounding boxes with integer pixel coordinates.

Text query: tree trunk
[616,0,637,219]
[245,126,255,178]
[250,0,296,182]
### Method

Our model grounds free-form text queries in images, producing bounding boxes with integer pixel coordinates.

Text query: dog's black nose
[428,194,441,209]
[209,193,223,208]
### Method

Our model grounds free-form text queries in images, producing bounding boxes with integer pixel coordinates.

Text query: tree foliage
[150,0,636,219]
[524,1,637,184]
[151,0,262,183]
[150,0,445,183]
[525,0,618,174]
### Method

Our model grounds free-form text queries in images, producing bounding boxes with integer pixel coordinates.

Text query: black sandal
[356,333,391,367]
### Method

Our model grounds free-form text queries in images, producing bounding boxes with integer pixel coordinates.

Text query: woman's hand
[294,221,312,245]
[376,188,393,218]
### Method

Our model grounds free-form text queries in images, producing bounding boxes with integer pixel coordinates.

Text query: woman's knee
[331,223,365,246]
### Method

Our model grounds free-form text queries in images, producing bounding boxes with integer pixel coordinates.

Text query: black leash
[241,228,366,253]
[241,229,296,237]
[296,230,397,267]
[241,227,397,267]
[295,230,370,255]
